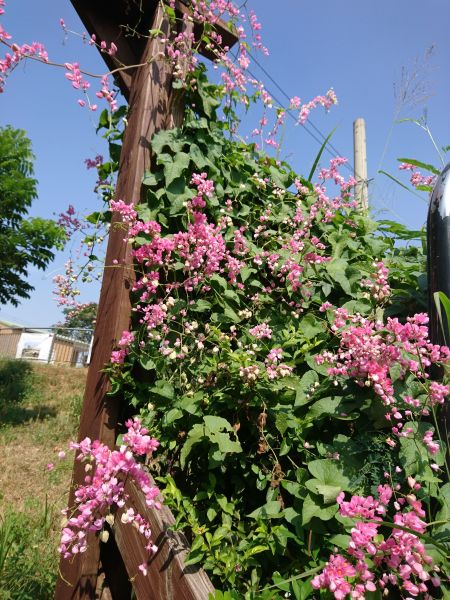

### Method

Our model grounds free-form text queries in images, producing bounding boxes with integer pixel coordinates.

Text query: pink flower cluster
[249,323,272,339]
[57,204,82,238]
[107,163,359,368]
[64,62,90,91]
[318,311,449,407]
[60,418,161,577]
[399,163,435,189]
[265,348,293,380]
[95,74,118,112]
[110,199,138,223]
[53,259,81,306]
[295,89,338,125]
[0,35,48,92]
[313,486,441,599]
[111,330,135,364]
[167,29,197,81]
[360,260,391,302]
[422,430,439,455]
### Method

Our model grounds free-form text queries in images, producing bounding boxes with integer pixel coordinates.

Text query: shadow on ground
[0,359,56,426]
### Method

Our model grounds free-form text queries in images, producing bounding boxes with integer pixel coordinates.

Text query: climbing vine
[101,71,450,598]
[2,0,449,597]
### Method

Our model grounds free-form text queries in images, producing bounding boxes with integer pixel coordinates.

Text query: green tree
[0,125,66,306]
[55,302,97,343]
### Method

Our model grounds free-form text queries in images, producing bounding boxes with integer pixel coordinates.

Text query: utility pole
[353,117,368,210]
[54,2,237,599]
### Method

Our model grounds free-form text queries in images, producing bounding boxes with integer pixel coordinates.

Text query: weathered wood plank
[70,0,238,99]
[113,480,215,600]
[55,5,177,598]
[57,0,236,596]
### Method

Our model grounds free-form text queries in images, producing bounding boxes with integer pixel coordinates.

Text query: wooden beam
[56,0,237,596]
[112,480,215,600]
[70,0,238,99]
[55,5,180,598]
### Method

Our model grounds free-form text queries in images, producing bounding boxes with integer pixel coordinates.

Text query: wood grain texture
[113,480,215,600]
[70,0,237,100]
[55,6,176,598]
[57,1,234,597]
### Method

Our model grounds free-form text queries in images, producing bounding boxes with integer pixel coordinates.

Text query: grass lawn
[0,360,86,600]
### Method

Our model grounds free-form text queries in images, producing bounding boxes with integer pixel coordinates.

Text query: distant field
[0,360,86,599]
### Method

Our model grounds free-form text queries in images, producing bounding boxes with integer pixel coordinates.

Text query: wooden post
[353,117,368,210]
[55,6,185,599]
[55,2,237,598]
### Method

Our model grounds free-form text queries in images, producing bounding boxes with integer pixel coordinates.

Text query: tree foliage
[54,302,97,343]
[0,125,66,306]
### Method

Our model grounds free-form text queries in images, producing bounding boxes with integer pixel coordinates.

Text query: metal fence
[0,325,94,366]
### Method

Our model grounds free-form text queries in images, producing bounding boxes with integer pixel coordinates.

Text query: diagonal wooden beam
[70,0,238,100]
[56,1,238,596]
[112,479,215,599]
[54,5,197,598]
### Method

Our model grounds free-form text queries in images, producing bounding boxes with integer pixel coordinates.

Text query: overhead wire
[230,47,419,225]
[246,48,357,175]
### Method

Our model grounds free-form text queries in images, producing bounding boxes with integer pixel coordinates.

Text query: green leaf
[162,408,183,426]
[329,534,351,550]
[389,362,402,383]
[180,424,205,468]
[308,128,336,182]
[436,482,450,522]
[164,152,190,186]
[275,412,289,435]
[399,422,431,472]
[302,493,338,524]
[142,171,159,187]
[150,380,174,400]
[299,314,324,339]
[190,299,212,312]
[210,274,228,292]
[326,258,351,294]
[308,396,343,418]
[211,431,242,455]
[247,500,282,519]
[433,291,450,345]
[397,157,440,175]
[294,371,319,406]
[139,356,156,371]
[151,129,182,155]
[204,415,233,432]
[305,459,351,503]
[245,544,269,557]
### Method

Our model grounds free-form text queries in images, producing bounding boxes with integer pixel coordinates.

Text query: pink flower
[59,418,161,564]
[311,554,356,599]
[249,323,272,339]
[423,430,439,455]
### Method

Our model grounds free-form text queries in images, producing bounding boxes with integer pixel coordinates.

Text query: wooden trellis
[54,2,237,598]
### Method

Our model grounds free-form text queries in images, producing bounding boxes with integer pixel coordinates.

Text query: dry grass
[0,362,86,512]
[0,361,86,599]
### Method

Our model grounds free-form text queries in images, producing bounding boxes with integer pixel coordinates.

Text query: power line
[246,49,356,173]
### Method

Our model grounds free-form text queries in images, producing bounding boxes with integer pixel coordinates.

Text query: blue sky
[0,0,449,326]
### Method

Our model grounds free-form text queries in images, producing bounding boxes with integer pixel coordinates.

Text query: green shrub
[0,360,34,407]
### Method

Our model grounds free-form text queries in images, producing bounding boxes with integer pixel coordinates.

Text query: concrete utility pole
[353,117,369,210]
